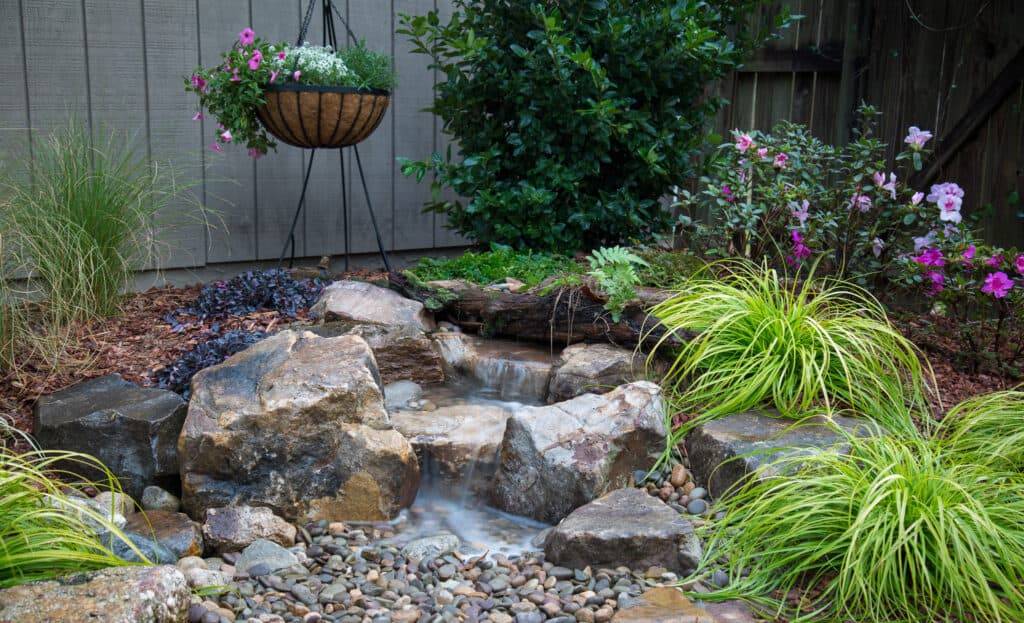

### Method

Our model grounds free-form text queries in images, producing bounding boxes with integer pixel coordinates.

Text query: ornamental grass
[936,389,1024,473]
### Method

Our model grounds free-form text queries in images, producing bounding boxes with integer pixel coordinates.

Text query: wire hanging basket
[256,84,390,150]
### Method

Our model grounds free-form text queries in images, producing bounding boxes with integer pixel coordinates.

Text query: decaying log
[388,272,686,349]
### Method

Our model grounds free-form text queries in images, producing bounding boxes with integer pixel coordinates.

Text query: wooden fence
[0,0,464,272]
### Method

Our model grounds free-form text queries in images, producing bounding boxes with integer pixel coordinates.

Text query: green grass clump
[0,423,141,587]
[407,246,580,289]
[937,390,1024,473]
[693,431,1024,622]
[650,261,927,436]
[0,122,193,325]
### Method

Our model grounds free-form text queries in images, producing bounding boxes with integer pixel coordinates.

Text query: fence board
[0,0,30,172]
[84,0,147,140]
[432,0,469,248]
[22,0,89,135]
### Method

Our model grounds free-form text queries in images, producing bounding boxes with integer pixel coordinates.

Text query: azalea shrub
[677,106,936,288]
[185,28,395,156]
[398,0,789,252]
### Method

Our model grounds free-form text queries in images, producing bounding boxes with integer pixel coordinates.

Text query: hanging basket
[256,84,390,149]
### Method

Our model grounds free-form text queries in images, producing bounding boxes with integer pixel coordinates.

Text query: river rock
[492,382,667,523]
[547,343,645,403]
[124,510,204,559]
[311,280,436,331]
[236,539,299,575]
[384,380,424,410]
[32,374,186,499]
[685,410,868,498]
[179,330,420,522]
[543,488,701,573]
[611,587,714,623]
[0,565,189,623]
[434,333,555,402]
[142,485,181,513]
[400,533,460,561]
[201,505,297,553]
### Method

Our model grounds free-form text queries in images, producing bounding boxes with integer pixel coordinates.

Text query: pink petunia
[220,129,233,143]
[773,152,789,169]
[269,70,279,83]
[239,28,255,46]
[248,147,263,160]
[982,271,1014,298]
[277,51,286,61]
[192,111,203,121]
[914,248,945,268]
[210,142,223,153]
[963,245,976,261]
[292,70,302,81]
[190,74,207,92]
[905,126,933,151]
[734,131,753,153]
[248,50,263,71]
[230,68,241,82]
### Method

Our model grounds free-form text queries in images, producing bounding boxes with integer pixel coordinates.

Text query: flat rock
[311,280,436,332]
[236,539,299,575]
[685,410,868,498]
[400,533,460,561]
[384,380,424,410]
[492,382,667,523]
[701,600,760,623]
[33,374,186,499]
[543,488,701,574]
[0,565,189,623]
[434,333,554,402]
[201,505,297,553]
[548,343,645,403]
[612,587,715,623]
[179,331,420,521]
[124,510,204,559]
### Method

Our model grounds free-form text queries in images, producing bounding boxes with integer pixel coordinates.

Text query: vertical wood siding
[0,0,464,272]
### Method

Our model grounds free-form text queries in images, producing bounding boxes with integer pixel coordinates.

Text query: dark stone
[542,488,701,574]
[124,510,204,559]
[684,410,869,499]
[32,374,186,499]
[98,529,177,564]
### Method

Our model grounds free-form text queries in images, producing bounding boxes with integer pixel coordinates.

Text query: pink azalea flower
[911,191,924,206]
[904,126,933,150]
[987,254,1004,268]
[872,237,885,258]
[914,231,937,252]
[239,28,255,46]
[721,185,734,203]
[963,245,976,261]
[1015,254,1024,274]
[790,230,812,262]
[773,152,789,169]
[292,70,302,81]
[220,129,233,143]
[873,172,897,200]
[733,131,753,153]
[756,147,769,160]
[790,200,810,226]
[982,271,1014,298]
[210,142,223,153]
[248,50,263,71]
[248,147,263,160]
[927,182,965,203]
[192,111,203,121]
[848,193,872,213]
[925,270,945,296]
[938,194,963,223]
[914,248,945,268]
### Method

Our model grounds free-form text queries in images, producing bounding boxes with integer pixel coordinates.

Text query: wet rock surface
[124,510,204,559]
[434,333,555,402]
[0,565,189,623]
[542,488,702,574]
[492,382,667,523]
[179,330,419,522]
[611,587,715,623]
[33,374,186,499]
[202,505,298,553]
[547,343,646,403]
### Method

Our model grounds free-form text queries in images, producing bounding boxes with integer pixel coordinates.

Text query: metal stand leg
[278,149,317,268]
[353,145,393,274]
[340,149,350,272]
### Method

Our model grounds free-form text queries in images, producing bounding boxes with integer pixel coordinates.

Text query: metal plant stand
[275,0,392,274]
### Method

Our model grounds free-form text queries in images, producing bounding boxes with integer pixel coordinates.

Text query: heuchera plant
[185,28,395,156]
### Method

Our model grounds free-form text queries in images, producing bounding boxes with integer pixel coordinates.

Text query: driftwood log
[388,272,686,349]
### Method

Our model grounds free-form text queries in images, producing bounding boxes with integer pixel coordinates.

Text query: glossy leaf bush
[399,0,787,252]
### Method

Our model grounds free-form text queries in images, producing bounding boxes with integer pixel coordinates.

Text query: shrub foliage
[399,0,786,252]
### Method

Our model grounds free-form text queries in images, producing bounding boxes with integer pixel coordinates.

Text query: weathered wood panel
[22,0,89,135]
[0,0,30,172]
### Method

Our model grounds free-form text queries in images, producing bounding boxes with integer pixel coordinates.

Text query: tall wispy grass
[649,261,929,437]
[0,236,17,372]
[0,421,142,587]
[693,429,1024,622]
[0,122,195,325]
[937,389,1024,473]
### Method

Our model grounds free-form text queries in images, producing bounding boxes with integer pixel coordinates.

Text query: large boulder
[685,410,868,499]
[178,330,420,522]
[33,374,186,499]
[202,505,296,553]
[434,333,554,402]
[0,565,189,623]
[543,488,701,573]
[311,280,435,332]
[492,382,667,523]
[548,343,646,403]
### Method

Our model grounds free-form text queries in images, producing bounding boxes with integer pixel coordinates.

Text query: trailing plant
[587,247,648,322]
[399,1,789,252]
[407,246,580,289]
[936,390,1024,473]
[649,261,928,436]
[692,430,1024,622]
[0,122,193,325]
[186,27,395,156]
[153,330,268,399]
[0,422,142,588]
[171,269,324,323]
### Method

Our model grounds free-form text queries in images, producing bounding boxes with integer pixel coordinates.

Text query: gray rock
[685,499,707,516]
[542,488,701,574]
[98,528,178,564]
[202,505,297,553]
[492,382,667,523]
[547,343,645,403]
[32,374,186,499]
[311,280,436,332]
[434,333,555,402]
[236,539,299,575]
[124,510,204,558]
[142,486,181,513]
[685,410,869,498]
[400,533,460,561]
[184,567,232,590]
[178,331,420,522]
[0,565,189,622]
[384,380,423,410]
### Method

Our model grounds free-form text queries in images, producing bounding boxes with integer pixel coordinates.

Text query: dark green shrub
[399,1,787,253]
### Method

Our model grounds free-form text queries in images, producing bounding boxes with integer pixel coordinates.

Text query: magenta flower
[239,28,255,46]
[982,271,1014,298]
[848,193,872,213]
[277,51,286,61]
[757,147,769,160]
[248,50,263,71]
[987,254,1004,268]
[220,129,233,143]
[873,171,897,200]
[733,131,753,153]
[721,185,734,203]
[927,182,964,203]
[963,245,976,261]
[292,70,302,81]
[248,147,263,160]
[905,126,933,151]
[191,111,203,121]
[230,68,241,82]
[190,74,207,92]
[773,152,789,169]
[269,70,279,83]
[790,200,810,226]
[925,270,945,296]
[914,248,945,268]
[210,142,223,153]
[789,229,812,263]
[1016,254,1024,274]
